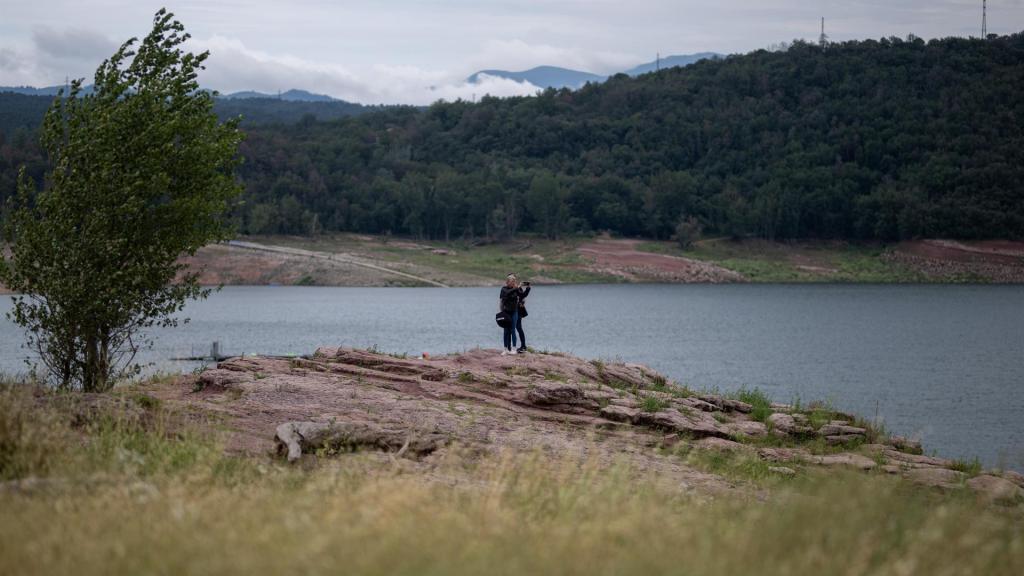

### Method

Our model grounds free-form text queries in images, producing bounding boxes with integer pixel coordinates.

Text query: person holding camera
[499,274,531,355]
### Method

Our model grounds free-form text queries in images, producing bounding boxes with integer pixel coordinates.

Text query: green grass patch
[950,457,983,477]
[735,388,773,423]
[638,239,925,283]
[675,442,781,484]
[640,396,669,413]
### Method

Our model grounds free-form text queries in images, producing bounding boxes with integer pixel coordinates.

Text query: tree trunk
[82,328,111,392]
[83,332,98,392]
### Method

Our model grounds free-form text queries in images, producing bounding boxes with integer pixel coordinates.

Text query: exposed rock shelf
[153,347,1024,504]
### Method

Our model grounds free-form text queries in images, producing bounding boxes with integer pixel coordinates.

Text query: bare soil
[889,240,1024,282]
[178,242,490,287]
[577,238,745,283]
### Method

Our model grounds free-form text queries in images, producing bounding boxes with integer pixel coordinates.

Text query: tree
[0,9,243,391]
[525,171,568,239]
[674,216,703,250]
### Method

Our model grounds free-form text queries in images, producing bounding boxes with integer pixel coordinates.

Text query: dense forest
[3,33,1024,242]
[0,92,373,134]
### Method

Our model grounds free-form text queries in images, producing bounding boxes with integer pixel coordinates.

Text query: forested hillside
[4,33,1024,241]
[0,92,373,134]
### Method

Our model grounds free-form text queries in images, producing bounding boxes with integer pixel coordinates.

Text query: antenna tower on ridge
[656,52,660,72]
[982,0,988,37]
[819,17,828,47]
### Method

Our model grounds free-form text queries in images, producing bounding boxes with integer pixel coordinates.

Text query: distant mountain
[467,66,605,90]
[466,53,723,90]
[0,84,95,96]
[622,53,721,76]
[1,85,338,104]
[222,89,336,102]
[0,91,373,133]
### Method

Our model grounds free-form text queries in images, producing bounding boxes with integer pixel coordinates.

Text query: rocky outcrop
[766,413,814,437]
[813,453,877,471]
[153,346,1021,506]
[905,468,967,490]
[526,381,586,406]
[634,409,732,439]
[275,421,447,463]
[966,475,1024,505]
[695,437,752,453]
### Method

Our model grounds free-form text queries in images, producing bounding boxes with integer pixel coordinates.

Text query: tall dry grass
[1,382,1022,576]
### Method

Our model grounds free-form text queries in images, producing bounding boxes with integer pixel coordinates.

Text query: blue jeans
[514,311,525,349]
[503,310,521,350]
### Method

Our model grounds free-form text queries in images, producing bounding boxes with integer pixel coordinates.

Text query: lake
[3,284,1023,470]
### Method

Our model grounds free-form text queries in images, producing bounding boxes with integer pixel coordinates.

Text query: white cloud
[2,1,1023,101]
[32,26,118,61]
[191,35,542,105]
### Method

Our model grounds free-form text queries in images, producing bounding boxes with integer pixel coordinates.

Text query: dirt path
[227,240,450,287]
[577,238,745,283]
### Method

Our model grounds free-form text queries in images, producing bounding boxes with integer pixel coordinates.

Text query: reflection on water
[3,284,1023,469]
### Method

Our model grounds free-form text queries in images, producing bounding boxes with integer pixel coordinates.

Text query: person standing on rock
[499,274,529,355]
[514,279,530,353]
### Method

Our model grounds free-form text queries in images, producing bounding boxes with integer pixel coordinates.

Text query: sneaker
[510,348,519,355]
[516,347,527,354]
[501,349,509,356]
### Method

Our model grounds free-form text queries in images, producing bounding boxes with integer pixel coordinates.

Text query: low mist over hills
[466,52,722,89]
[467,66,606,90]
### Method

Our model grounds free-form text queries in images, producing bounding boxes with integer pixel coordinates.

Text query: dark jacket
[499,285,529,314]
[518,285,531,316]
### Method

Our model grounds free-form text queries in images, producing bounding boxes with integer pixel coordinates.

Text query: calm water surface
[3,284,1023,469]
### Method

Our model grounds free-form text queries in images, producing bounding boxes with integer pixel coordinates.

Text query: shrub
[674,216,704,250]
[641,396,669,413]
[737,388,773,423]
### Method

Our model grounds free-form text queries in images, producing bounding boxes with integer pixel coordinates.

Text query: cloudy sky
[1,1,1021,104]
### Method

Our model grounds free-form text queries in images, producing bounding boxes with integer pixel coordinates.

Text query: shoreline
[177,235,1024,288]
[6,236,1024,293]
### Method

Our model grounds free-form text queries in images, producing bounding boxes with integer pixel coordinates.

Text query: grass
[637,238,924,283]
[240,233,977,286]
[735,388,773,423]
[679,443,780,483]
[0,381,223,482]
[951,457,984,477]
[640,395,669,413]
[273,232,623,284]
[3,380,1024,575]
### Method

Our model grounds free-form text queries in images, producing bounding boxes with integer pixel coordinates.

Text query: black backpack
[495,311,511,328]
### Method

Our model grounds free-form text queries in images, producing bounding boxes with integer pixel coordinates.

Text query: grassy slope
[638,238,925,283]
[260,234,624,284]
[247,233,933,286]
[2,380,1022,575]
